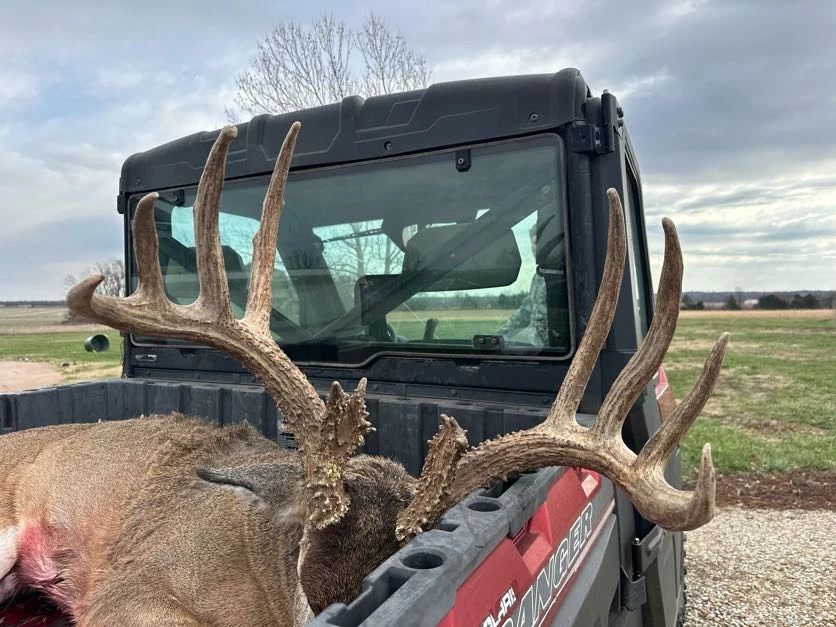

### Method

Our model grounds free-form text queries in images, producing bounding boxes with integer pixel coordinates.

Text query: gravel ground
[684,507,836,626]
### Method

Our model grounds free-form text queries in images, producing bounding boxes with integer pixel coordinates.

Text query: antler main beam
[67,122,371,529]
[399,189,728,536]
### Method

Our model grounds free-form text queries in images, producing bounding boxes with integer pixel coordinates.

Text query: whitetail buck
[0,122,728,626]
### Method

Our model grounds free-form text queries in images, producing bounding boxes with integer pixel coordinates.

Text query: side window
[481,214,542,343]
[622,167,650,336]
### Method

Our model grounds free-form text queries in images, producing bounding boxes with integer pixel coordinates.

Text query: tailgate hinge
[619,567,647,611]
[632,525,666,575]
[619,525,667,611]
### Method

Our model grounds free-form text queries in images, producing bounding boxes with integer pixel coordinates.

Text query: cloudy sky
[2,0,834,300]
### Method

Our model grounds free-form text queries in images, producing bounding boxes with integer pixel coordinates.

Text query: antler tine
[302,378,374,528]
[398,188,727,534]
[70,123,326,426]
[66,194,183,336]
[244,121,300,330]
[395,415,469,541]
[543,188,626,430]
[592,216,683,441]
[68,191,169,317]
[192,126,237,318]
[129,192,168,304]
[637,332,729,470]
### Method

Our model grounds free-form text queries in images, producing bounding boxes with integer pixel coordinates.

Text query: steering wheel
[364,320,406,342]
[385,322,406,342]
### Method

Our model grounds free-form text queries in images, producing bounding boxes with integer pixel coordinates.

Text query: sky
[1,0,834,300]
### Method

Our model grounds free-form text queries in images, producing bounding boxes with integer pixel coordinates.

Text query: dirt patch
[0,360,65,393]
[686,470,835,510]
[689,369,793,420]
[63,363,123,383]
[0,323,112,335]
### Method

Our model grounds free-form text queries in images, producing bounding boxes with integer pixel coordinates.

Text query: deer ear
[197,461,305,525]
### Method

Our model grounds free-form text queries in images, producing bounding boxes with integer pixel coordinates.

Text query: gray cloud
[0,0,834,298]
[401,0,836,182]
[0,216,123,300]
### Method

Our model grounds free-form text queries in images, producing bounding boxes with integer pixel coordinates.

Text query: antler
[66,123,372,529]
[398,189,728,537]
[395,415,469,541]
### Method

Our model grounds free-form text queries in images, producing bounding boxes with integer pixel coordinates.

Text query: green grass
[389,308,510,340]
[667,310,835,478]
[0,306,123,383]
[0,331,122,367]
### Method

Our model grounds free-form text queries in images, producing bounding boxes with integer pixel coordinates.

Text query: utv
[1,68,688,626]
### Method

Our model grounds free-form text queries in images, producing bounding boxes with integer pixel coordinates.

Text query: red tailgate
[437,468,614,627]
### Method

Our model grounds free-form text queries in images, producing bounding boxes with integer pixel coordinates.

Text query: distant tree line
[680,293,832,310]
[405,291,527,311]
[756,293,825,310]
[680,295,705,310]
[723,295,741,310]
[0,300,65,307]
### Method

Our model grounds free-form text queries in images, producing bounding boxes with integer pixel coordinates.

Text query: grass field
[667,309,835,479]
[396,308,835,478]
[389,308,509,339]
[1,306,833,479]
[0,307,122,382]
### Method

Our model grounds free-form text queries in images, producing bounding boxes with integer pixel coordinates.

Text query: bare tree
[226,13,357,118]
[65,259,125,297]
[357,13,431,97]
[226,12,431,119]
[225,12,431,295]
[63,259,125,324]
[318,224,405,306]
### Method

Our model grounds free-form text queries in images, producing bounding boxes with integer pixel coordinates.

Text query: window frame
[125,132,575,367]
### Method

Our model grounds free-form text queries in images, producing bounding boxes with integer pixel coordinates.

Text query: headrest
[402,223,522,291]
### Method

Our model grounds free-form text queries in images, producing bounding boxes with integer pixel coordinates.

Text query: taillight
[655,365,676,422]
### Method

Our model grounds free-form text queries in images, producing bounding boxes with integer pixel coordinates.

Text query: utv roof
[120,67,593,195]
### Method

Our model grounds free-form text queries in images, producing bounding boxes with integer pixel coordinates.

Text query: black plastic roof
[120,68,592,195]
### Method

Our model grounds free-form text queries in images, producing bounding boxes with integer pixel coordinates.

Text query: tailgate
[313,466,619,627]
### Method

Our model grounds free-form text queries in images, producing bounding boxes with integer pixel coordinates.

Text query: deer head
[65,122,728,619]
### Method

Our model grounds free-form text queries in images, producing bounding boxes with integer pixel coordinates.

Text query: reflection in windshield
[129,134,570,362]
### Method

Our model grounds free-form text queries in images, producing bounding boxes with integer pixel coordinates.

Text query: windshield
[128,134,571,364]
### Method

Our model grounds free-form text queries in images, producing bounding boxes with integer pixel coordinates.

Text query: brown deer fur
[0,414,415,625]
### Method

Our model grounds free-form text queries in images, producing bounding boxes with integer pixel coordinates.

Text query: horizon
[3,287,833,308]
[1,1,834,299]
